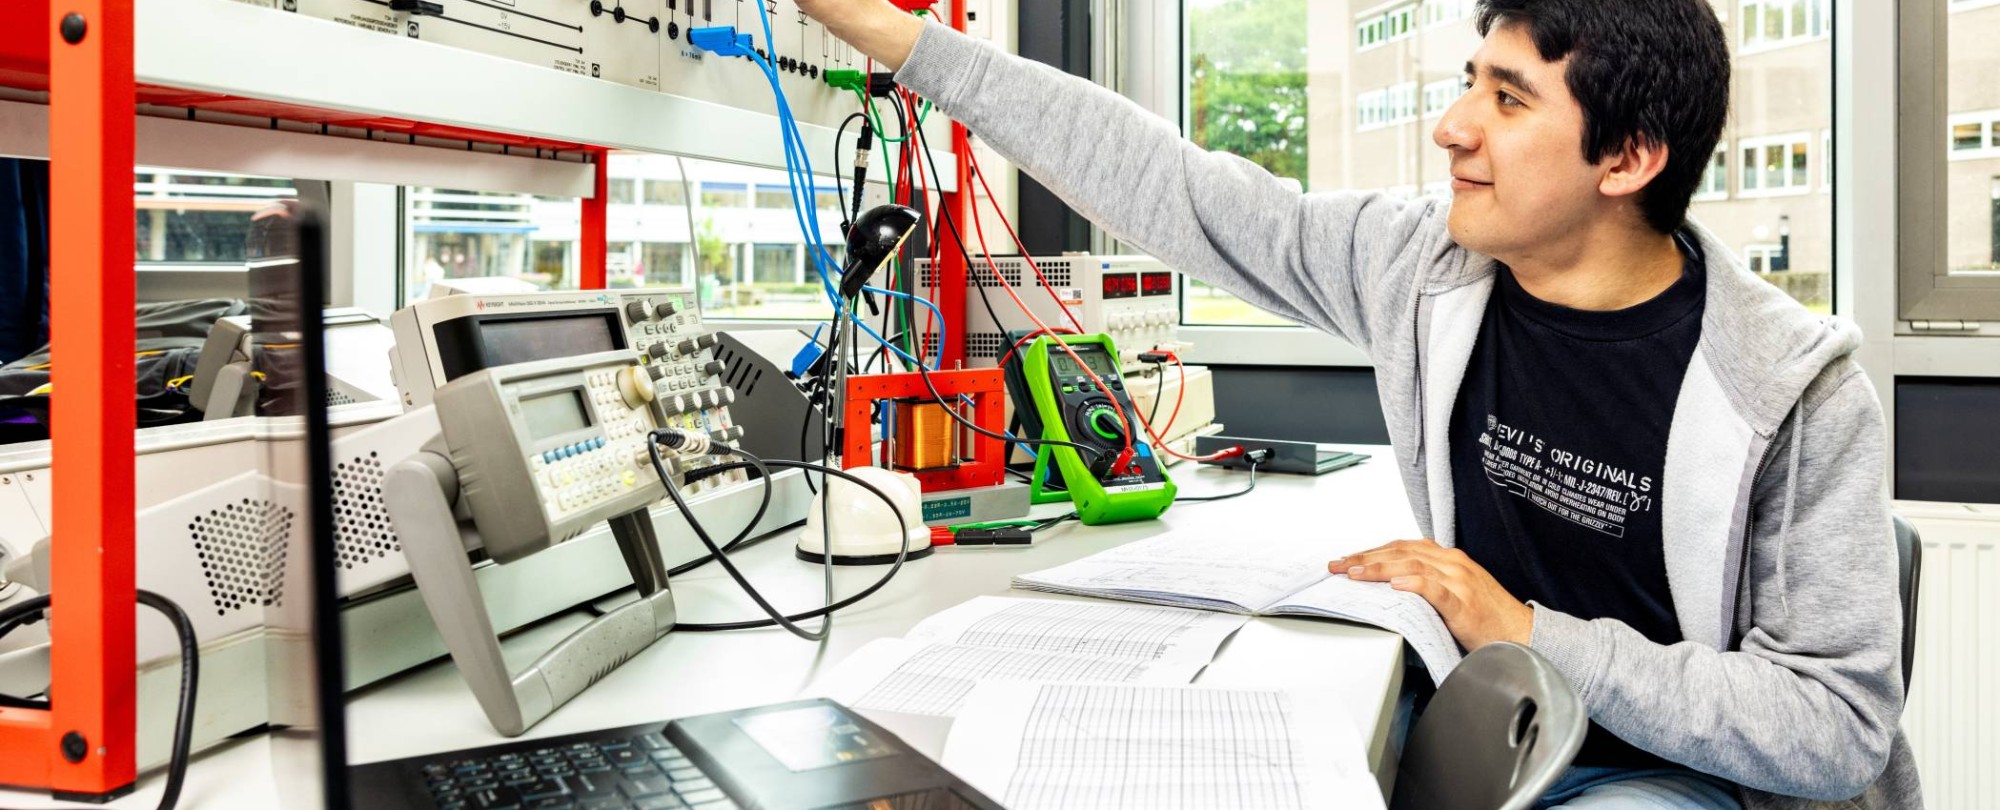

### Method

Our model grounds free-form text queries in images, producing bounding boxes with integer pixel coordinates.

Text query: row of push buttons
[542,437,606,464]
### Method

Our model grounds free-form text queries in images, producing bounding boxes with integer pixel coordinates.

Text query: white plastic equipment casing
[922,254,1183,371]
[796,468,929,560]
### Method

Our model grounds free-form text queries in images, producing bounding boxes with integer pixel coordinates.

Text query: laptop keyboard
[416,732,738,810]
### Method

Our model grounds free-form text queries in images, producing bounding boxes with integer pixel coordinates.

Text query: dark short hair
[1476,0,1731,234]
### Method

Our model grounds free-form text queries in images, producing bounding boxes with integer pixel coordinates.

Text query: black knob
[626,299,652,322]
[702,360,725,375]
[655,300,678,318]
[676,338,699,355]
[648,344,669,360]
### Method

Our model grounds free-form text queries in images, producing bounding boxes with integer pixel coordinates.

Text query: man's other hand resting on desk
[1332,539,1533,651]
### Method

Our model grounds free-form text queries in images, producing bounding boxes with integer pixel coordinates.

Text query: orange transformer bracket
[841,370,1006,492]
[0,0,141,801]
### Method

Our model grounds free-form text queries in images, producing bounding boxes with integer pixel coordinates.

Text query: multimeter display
[520,388,591,439]
[1051,346,1119,377]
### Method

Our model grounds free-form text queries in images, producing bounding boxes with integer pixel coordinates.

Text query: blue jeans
[1536,767,1741,809]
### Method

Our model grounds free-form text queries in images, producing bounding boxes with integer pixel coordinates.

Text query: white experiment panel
[201,0,952,135]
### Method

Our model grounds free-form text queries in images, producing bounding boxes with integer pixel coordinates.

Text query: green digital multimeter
[1016,334,1175,525]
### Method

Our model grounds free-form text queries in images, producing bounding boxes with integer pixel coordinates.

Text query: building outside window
[1738,134,1814,198]
[1695,147,1730,201]
[403,155,845,318]
[699,182,749,209]
[754,187,794,210]
[608,177,637,205]
[644,178,686,206]
[1739,0,1827,53]
[1188,0,1835,325]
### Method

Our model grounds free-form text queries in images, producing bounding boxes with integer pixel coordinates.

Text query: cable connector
[1242,448,1273,466]
[1136,351,1174,364]
[824,69,868,92]
[654,427,716,457]
[689,26,756,59]
[868,72,898,98]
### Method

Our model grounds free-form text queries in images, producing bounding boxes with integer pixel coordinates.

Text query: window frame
[1899,0,2000,320]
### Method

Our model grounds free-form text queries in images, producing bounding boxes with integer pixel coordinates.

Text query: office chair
[1390,642,1586,810]
[1892,513,1922,698]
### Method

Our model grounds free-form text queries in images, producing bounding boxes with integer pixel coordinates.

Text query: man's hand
[797,0,926,70]
[1330,539,1533,650]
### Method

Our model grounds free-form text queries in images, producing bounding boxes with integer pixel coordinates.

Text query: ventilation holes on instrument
[189,497,293,617]
[332,450,399,570]
[326,388,357,406]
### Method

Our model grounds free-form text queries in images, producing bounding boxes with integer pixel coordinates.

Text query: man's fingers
[1342,559,1430,582]
[1330,538,1436,570]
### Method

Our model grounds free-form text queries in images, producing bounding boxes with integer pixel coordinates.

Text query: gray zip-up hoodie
[895,21,1921,809]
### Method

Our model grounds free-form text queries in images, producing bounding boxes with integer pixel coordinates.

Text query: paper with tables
[815,596,1247,717]
[943,682,1385,810]
[1012,532,1464,683]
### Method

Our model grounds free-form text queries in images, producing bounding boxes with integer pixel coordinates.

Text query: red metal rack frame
[0,0,961,798]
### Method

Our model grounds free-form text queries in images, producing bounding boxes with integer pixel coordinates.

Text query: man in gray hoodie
[798,0,1919,806]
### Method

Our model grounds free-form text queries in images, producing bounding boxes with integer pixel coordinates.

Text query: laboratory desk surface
[0,445,1422,810]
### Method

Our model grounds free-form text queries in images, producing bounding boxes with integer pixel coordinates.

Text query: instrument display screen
[1141,272,1174,297]
[1051,346,1119,378]
[480,313,622,369]
[1102,273,1139,299]
[520,388,591,440]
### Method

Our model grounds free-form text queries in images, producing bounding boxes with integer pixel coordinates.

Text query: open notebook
[1012,532,1463,683]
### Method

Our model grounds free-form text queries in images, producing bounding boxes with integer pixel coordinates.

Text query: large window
[1927,0,2000,301]
[1187,0,1835,323]
[402,156,847,318]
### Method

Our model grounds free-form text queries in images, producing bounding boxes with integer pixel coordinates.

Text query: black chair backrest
[1390,642,1587,810]
[1893,513,1922,696]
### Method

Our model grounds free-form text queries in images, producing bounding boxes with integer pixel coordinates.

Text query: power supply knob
[626,299,652,322]
[655,300,679,319]
[617,366,656,409]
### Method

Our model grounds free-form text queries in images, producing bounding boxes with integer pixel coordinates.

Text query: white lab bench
[0,446,1419,809]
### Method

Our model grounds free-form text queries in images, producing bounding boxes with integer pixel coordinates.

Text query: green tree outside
[1188,0,1309,182]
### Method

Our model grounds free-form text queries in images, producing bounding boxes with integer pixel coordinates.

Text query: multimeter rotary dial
[1073,400,1128,445]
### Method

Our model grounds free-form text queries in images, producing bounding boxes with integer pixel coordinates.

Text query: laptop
[1193,435,1371,476]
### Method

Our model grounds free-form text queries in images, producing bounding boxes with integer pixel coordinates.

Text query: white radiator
[1896,500,2000,809]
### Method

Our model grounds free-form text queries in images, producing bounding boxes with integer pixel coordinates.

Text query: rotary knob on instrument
[696,334,718,349]
[617,366,656,409]
[647,364,669,381]
[675,338,700,356]
[655,300,679,319]
[702,360,726,376]
[647,343,670,361]
[625,299,652,322]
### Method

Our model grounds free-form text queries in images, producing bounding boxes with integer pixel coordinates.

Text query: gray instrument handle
[388,450,676,737]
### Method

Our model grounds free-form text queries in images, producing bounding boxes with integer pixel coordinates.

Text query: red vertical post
[47,0,138,799]
[580,149,609,289]
[933,0,971,369]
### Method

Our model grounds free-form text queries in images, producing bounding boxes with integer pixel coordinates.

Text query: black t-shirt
[1450,232,1706,769]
